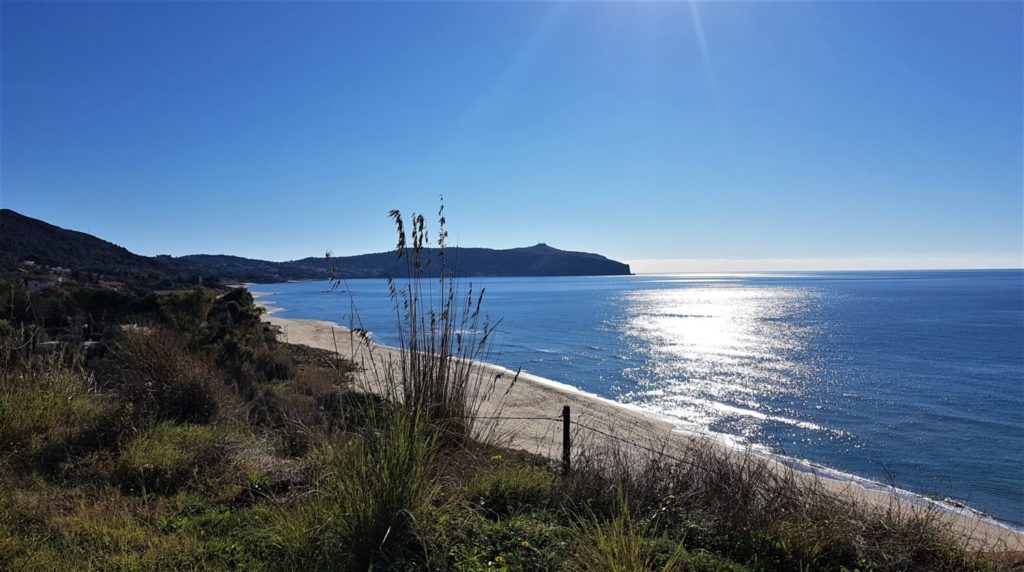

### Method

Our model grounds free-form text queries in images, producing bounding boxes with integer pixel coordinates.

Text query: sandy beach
[255,296,1024,552]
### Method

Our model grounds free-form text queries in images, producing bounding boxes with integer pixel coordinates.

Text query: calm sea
[251,270,1024,527]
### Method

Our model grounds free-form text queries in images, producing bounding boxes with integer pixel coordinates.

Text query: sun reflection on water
[618,283,838,447]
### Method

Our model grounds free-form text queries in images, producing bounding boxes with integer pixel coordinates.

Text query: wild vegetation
[0,208,1016,570]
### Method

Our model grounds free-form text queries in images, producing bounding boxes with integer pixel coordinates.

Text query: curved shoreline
[253,293,1024,550]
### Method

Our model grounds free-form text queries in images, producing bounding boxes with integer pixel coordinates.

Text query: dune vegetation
[0,209,1015,571]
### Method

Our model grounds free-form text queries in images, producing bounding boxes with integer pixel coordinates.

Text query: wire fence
[468,405,695,475]
[568,419,693,467]
[470,415,563,422]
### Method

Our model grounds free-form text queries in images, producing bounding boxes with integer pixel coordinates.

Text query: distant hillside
[0,209,631,284]
[319,244,631,278]
[159,254,328,283]
[0,209,169,280]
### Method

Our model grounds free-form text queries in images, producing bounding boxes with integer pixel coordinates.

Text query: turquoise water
[252,270,1024,527]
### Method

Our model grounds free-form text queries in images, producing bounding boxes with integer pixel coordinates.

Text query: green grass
[5,410,999,571]
[464,461,554,519]
[262,409,440,570]
[418,502,570,570]
[0,358,120,470]
[0,482,267,571]
[114,422,225,495]
[568,494,686,572]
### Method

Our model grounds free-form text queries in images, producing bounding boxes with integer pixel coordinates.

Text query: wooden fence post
[562,405,571,476]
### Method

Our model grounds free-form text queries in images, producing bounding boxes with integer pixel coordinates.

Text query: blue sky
[2,1,1021,271]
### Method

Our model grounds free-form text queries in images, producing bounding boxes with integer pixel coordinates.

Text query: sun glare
[620,282,824,443]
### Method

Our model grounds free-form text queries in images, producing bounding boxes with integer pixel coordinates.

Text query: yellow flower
[490,454,502,460]
[918,513,927,521]
[520,540,530,548]
[495,555,505,563]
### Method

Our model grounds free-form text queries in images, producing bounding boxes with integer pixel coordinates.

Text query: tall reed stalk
[330,199,513,443]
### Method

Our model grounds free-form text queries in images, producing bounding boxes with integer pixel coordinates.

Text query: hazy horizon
[3,2,1021,269]
[627,255,1024,274]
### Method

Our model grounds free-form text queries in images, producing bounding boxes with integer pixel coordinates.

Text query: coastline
[253,293,1024,551]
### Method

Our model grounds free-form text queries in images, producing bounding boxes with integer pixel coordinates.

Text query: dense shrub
[0,279,31,322]
[248,385,321,432]
[209,287,263,327]
[293,367,339,399]
[254,345,295,381]
[72,288,159,325]
[159,289,215,342]
[111,328,225,423]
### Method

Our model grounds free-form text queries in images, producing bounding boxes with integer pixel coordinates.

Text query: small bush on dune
[294,367,341,411]
[115,422,225,494]
[260,203,513,567]
[111,328,226,423]
[248,385,289,427]
[248,383,323,450]
[293,367,338,395]
[254,345,295,382]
